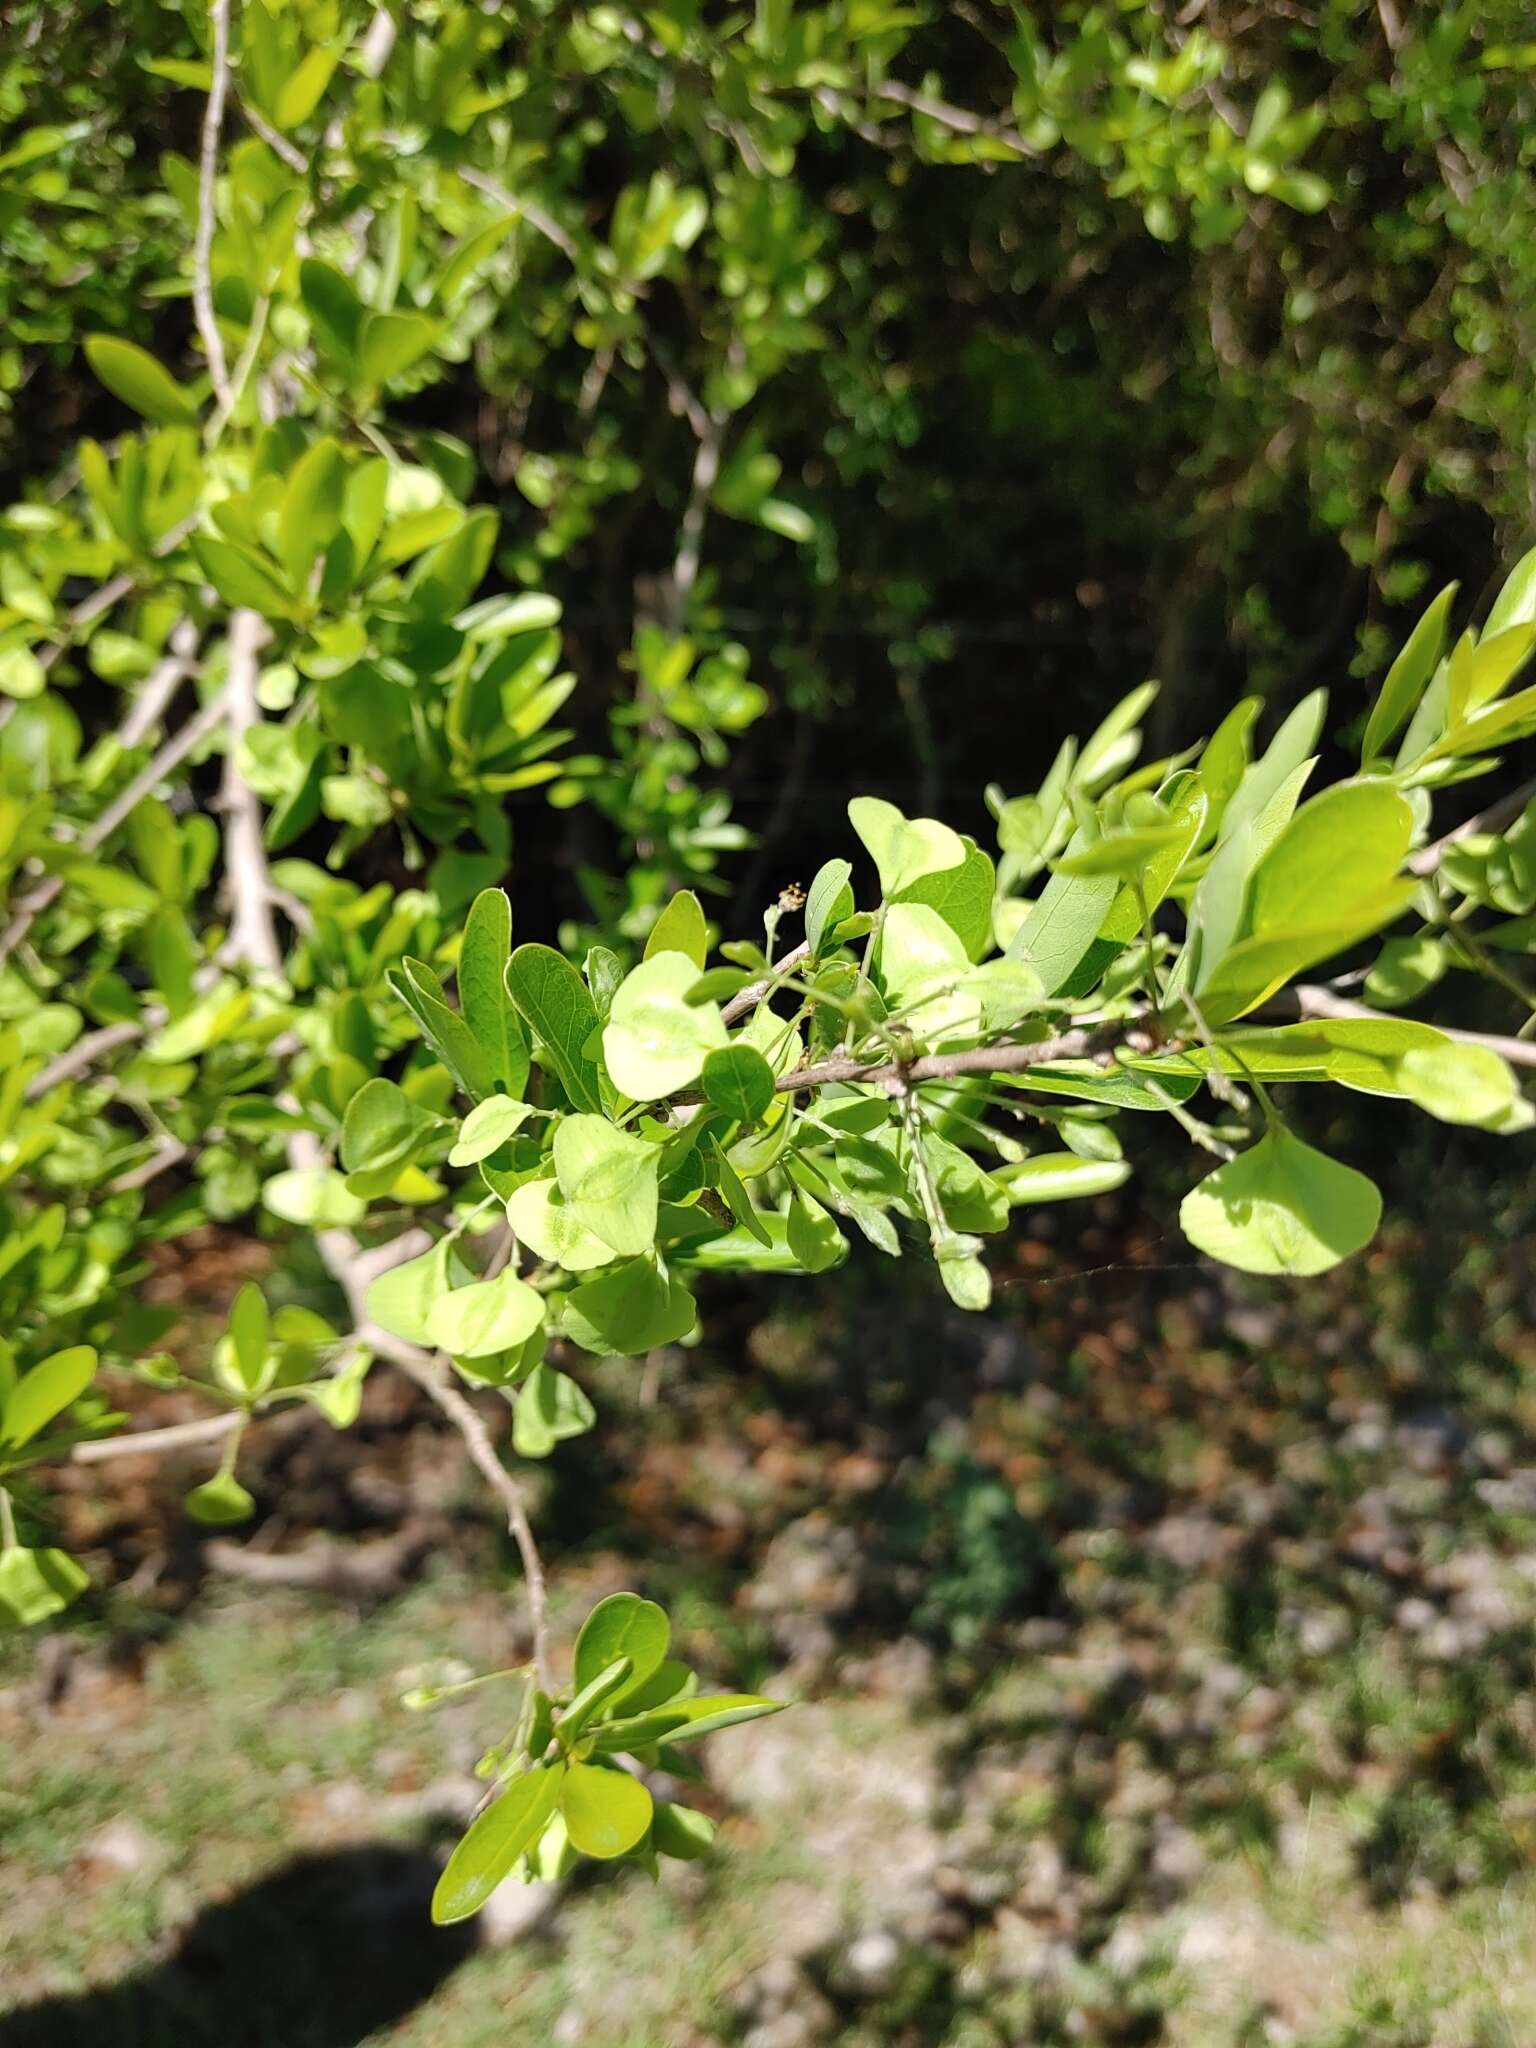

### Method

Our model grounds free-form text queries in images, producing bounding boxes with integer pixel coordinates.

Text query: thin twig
[217,609,283,973]
[720,941,811,1025]
[369,1324,551,1685]
[872,78,1041,155]
[667,406,727,635]
[1285,982,1536,1070]
[72,1411,241,1465]
[118,621,200,748]
[38,574,136,678]
[195,0,235,412]
[239,98,307,173]
[774,1020,1125,1095]
[26,1022,144,1101]
[458,166,580,266]
[358,5,398,77]
[0,685,231,973]
[108,1137,190,1193]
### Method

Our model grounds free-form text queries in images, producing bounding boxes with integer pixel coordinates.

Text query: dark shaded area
[0,1846,475,2048]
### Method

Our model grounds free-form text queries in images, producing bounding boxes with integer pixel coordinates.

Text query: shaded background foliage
[9,0,1536,905]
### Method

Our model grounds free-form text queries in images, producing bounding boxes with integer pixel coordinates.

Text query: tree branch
[872,78,1041,156]
[217,609,283,973]
[367,1321,551,1686]
[358,5,398,77]
[195,0,235,412]
[458,166,580,267]
[72,1411,241,1465]
[118,620,200,749]
[666,404,727,636]
[720,941,811,1025]
[1285,982,1536,1069]
[238,97,307,174]
[774,1019,1128,1095]
[25,1022,144,1101]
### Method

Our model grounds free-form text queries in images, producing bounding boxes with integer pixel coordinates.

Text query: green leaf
[192,538,293,618]
[1221,689,1326,849]
[427,1267,545,1358]
[553,1115,660,1256]
[938,1251,992,1310]
[506,1177,618,1272]
[1009,836,1118,996]
[0,1547,89,1626]
[895,836,995,960]
[848,796,966,897]
[701,1044,776,1123]
[1056,820,1181,879]
[459,890,529,1096]
[281,437,346,588]
[0,646,45,700]
[994,1155,1131,1203]
[365,1239,465,1348]
[805,859,855,954]
[228,1282,270,1395]
[879,903,980,1043]
[650,1803,716,1860]
[1364,934,1448,1009]
[1362,584,1458,762]
[1198,698,1261,827]
[786,1189,847,1273]
[574,1591,670,1700]
[432,1763,565,1923]
[1179,1126,1381,1275]
[359,311,441,388]
[1485,546,1536,638]
[273,43,341,128]
[2,1345,97,1448]
[436,211,522,305]
[340,1076,446,1197]
[709,1140,772,1246]
[83,336,200,426]
[560,1761,653,1860]
[299,258,364,365]
[558,1656,636,1741]
[297,1348,372,1429]
[604,953,728,1101]
[261,1168,367,1229]
[1195,780,1416,1023]
[449,1096,535,1166]
[387,958,497,1102]
[1396,1042,1519,1127]
[505,945,603,1113]
[645,890,708,970]
[1078,680,1157,786]
[408,509,497,618]
[512,1363,596,1456]
[185,1472,256,1526]
[562,1257,697,1355]
[594,1693,783,1753]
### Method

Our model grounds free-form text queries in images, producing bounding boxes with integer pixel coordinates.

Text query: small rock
[82,1817,170,1882]
[828,1928,902,1999]
[476,1875,565,1948]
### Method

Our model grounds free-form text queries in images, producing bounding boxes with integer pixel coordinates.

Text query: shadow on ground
[0,1844,475,2048]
